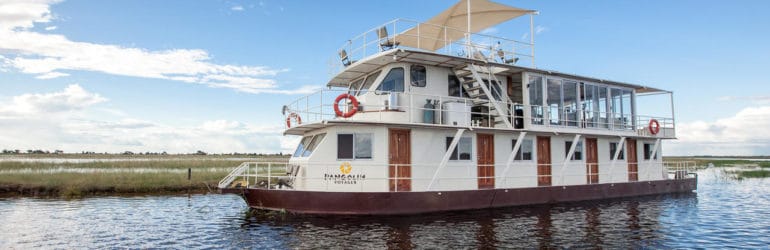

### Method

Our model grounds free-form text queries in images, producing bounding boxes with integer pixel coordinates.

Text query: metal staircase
[454,63,512,128]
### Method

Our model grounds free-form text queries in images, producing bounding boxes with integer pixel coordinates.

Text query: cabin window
[293,136,312,157]
[358,70,381,95]
[610,142,625,160]
[410,65,426,87]
[528,75,544,125]
[643,143,657,160]
[482,80,503,101]
[448,75,468,98]
[376,67,404,94]
[511,139,533,161]
[565,141,583,160]
[337,133,372,159]
[446,137,472,160]
[301,133,326,157]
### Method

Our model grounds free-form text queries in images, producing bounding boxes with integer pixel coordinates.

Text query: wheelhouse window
[546,78,562,125]
[375,67,404,94]
[446,137,472,160]
[348,78,363,96]
[410,65,426,87]
[294,133,326,157]
[610,142,625,160]
[643,143,657,160]
[448,75,468,98]
[293,136,312,157]
[357,70,381,95]
[566,141,583,160]
[337,133,372,159]
[512,139,533,161]
[302,133,326,157]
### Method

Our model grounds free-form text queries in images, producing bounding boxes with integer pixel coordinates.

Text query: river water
[0,168,767,249]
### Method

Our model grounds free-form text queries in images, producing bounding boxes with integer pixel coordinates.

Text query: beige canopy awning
[394,0,535,51]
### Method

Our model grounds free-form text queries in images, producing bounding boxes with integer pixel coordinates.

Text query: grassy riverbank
[0,154,288,197]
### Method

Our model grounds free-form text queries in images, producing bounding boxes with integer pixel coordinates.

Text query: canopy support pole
[530,13,535,67]
[466,0,472,58]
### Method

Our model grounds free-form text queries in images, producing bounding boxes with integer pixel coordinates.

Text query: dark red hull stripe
[222,177,697,215]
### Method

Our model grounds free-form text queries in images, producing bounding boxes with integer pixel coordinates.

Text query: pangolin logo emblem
[339,162,352,174]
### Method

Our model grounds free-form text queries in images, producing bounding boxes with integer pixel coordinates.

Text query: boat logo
[339,162,352,174]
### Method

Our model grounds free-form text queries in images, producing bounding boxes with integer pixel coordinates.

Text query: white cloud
[0,0,60,30]
[0,84,106,116]
[0,86,291,153]
[231,5,244,11]
[0,0,315,95]
[667,106,770,156]
[44,25,56,30]
[535,25,547,34]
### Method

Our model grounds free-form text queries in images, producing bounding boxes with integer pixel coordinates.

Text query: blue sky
[1,0,769,155]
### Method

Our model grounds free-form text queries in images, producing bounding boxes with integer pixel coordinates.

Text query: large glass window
[302,133,326,157]
[348,78,363,96]
[528,75,544,124]
[448,75,468,98]
[446,137,472,160]
[622,89,633,129]
[583,83,599,128]
[410,65,426,87]
[547,78,562,125]
[512,139,533,161]
[598,86,609,128]
[611,88,623,129]
[610,142,625,160]
[563,80,579,127]
[565,141,583,160]
[376,67,404,93]
[337,133,373,159]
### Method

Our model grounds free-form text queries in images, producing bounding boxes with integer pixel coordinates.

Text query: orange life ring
[333,94,359,118]
[648,119,660,135]
[286,113,301,128]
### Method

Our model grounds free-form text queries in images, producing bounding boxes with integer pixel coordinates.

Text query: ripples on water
[0,169,767,249]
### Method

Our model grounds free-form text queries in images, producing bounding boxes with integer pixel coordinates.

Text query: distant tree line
[0,149,286,156]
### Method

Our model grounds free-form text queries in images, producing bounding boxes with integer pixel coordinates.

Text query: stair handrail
[218,162,250,189]
[467,64,513,128]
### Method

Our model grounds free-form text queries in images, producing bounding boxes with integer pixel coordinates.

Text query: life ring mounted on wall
[648,119,661,135]
[334,93,359,118]
[286,112,301,128]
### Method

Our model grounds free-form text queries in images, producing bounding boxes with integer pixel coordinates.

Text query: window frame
[337,133,374,160]
[511,138,534,161]
[446,136,473,161]
[294,133,326,158]
[565,140,583,161]
[610,142,625,160]
[410,64,427,87]
[375,67,405,94]
[643,143,658,160]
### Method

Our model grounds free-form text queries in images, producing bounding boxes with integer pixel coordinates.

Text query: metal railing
[219,161,695,192]
[332,18,535,76]
[283,89,675,137]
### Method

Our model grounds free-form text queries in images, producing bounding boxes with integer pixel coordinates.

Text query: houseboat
[219,0,697,215]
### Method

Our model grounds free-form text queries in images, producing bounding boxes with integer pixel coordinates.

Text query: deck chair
[378,26,400,51]
[339,49,355,67]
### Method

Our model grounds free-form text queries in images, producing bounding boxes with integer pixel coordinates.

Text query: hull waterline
[222,177,697,215]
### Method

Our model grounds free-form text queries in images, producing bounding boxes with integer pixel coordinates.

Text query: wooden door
[585,138,599,184]
[627,139,638,181]
[389,129,411,191]
[536,136,552,186]
[477,133,495,189]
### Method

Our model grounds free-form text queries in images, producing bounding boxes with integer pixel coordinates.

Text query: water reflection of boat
[220,0,697,215]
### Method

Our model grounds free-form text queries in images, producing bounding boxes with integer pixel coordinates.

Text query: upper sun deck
[281,0,676,139]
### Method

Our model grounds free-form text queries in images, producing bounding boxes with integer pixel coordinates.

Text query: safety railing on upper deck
[283,89,675,137]
[331,19,535,76]
[218,161,696,192]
